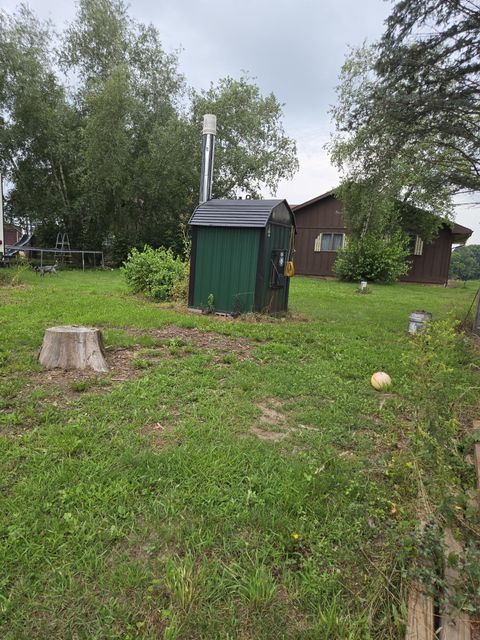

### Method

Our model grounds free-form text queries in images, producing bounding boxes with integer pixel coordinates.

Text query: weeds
[0,265,29,286]
[0,271,478,638]
[164,554,197,611]
[225,557,277,609]
[132,357,151,369]
[400,318,480,619]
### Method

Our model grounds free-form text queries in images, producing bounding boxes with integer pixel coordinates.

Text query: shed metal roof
[189,199,293,228]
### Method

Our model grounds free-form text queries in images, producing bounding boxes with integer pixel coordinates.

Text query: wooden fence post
[474,291,480,334]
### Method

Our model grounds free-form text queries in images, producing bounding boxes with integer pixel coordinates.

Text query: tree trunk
[38,326,108,372]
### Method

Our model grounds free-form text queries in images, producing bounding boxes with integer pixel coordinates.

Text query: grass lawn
[0,271,479,639]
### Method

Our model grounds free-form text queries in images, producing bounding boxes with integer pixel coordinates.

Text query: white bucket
[408,311,432,334]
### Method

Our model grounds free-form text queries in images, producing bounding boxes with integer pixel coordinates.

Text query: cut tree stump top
[46,325,98,334]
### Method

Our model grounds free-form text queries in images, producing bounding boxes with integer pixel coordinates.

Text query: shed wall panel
[192,227,259,313]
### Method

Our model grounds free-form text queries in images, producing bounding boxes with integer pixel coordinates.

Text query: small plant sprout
[206,293,215,314]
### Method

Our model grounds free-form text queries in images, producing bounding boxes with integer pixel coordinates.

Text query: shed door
[193,227,260,313]
[259,223,292,313]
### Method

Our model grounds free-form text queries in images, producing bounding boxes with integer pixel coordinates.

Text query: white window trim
[314,232,346,252]
[414,235,424,256]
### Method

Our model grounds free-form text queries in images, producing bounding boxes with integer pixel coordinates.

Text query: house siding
[293,194,456,285]
[294,196,346,277]
[402,227,452,284]
[4,225,22,246]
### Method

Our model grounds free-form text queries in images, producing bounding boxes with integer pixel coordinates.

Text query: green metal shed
[188,199,296,315]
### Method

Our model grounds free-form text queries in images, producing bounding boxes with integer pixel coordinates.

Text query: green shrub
[0,265,29,287]
[122,245,187,301]
[333,232,410,283]
[169,261,189,302]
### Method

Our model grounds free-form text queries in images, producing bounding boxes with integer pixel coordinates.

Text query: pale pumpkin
[371,371,391,391]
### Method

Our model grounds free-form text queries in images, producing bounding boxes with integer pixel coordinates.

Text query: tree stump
[38,326,108,373]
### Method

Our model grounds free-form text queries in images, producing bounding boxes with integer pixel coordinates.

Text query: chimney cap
[202,114,217,135]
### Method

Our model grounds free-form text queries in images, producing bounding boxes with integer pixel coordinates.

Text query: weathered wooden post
[39,326,108,372]
[474,289,480,334]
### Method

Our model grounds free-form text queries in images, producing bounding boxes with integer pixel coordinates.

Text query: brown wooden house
[4,223,23,247]
[292,191,472,285]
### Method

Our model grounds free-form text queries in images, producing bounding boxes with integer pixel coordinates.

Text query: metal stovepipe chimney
[199,114,216,204]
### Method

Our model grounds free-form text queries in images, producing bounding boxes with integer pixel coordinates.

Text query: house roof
[4,223,23,232]
[292,190,473,241]
[291,190,335,212]
[451,222,472,242]
[189,199,295,228]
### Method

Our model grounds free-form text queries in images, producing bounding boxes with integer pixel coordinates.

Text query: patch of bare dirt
[338,450,356,458]
[141,421,170,449]
[257,397,287,426]
[250,426,287,442]
[27,346,143,402]
[140,413,184,450]
[20,326,253,405]
[125,325,252,362]
[290,423,322,433]
[250,397,330,443]
[377,392,398,410]
[248,397,289,442]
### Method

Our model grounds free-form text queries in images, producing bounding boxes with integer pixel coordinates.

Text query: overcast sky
[5,0,479,242]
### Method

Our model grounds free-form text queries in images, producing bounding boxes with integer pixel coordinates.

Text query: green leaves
[0,6,76,230]
[449,245,480,281]
[329,0,480,236]
[1,2,297,257]
[192,75,298,199]
[62,0,130,81]
[334,232,410,283]
[122,245,187,301]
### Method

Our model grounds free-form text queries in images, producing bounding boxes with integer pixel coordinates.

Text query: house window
[314,233,345,252]
[409,235,424,256]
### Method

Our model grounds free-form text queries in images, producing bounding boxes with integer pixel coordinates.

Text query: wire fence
[3,246,104,270]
